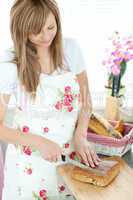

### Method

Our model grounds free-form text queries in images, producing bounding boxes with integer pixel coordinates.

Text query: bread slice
[72,159,120,187]
[88,113,122,138]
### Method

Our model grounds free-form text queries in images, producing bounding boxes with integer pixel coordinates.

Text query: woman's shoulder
[0,48,18,94]
[62,37,86,75]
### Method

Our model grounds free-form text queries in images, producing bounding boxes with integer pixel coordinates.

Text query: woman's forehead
[45,12,56,27]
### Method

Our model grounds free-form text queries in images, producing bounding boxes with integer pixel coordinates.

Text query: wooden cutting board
[57,156,133,200]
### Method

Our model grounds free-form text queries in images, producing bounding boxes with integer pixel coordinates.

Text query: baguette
[114,120,125,136]
[88,113,122,139]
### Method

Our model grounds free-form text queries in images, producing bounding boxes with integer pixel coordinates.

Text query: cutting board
[57,156,133,200]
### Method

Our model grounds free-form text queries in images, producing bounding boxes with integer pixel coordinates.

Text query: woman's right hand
[38,137,62,162]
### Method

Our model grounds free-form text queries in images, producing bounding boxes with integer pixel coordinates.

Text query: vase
[105,85,125,107]
[105,96,121,121]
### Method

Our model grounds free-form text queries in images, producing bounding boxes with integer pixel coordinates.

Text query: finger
[85,150,96,168]
[89,150,100,166]
[89,145,101,162]
[52,156,58,162]
[94,152,101,162]
[76,151,82,162]
[80,151,90,167]
[96,154,101,162]
[45,156,54,162]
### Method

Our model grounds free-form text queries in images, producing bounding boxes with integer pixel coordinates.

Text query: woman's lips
[41,40,51,44]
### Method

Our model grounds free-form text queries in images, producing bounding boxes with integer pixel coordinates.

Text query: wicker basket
[87,122,133,157]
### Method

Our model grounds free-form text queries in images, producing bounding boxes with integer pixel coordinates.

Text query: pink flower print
[26,168,32,175]
[23,146,32,156]
[43,127,49,133]
[67,106,73,112]
[22,125,29,134]
[64,143,70,148]
[41,178,45,182]
[69,151,76,160]
[16,163,19,167]
[65,86,71,93]
[55,101,63,110]
[39,189,47,198]
[63,94,73,106]
[59,185,65,192]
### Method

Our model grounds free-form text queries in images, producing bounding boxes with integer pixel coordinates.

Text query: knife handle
[61,154,66,162]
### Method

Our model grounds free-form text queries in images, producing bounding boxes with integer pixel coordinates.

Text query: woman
[0,0,100,199]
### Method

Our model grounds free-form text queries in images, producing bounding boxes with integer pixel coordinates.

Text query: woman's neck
[37,47,54,74]
[37,47,50,59]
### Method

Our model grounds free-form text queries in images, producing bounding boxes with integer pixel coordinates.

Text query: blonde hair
[10,0,64,99]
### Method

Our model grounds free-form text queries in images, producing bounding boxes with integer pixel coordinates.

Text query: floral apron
[2,69,81,200]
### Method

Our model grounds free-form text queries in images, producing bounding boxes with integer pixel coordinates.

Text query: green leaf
[120,60,127,78]
[109,73,113,81]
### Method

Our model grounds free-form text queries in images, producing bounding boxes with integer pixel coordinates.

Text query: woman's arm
[75,70,92,136]
[73,71,100,167]
[0,94,62,162]
[0,94,41,148]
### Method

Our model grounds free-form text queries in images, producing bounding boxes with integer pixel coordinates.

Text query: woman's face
[28,12,57,48]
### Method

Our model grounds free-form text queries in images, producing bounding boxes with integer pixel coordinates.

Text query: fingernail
[90,163,95,168]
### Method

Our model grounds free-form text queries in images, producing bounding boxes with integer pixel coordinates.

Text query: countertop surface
[123,145,133,168]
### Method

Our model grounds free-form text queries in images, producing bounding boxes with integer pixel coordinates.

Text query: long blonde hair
[10,0,64,99]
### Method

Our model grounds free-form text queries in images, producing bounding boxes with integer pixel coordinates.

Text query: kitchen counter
[123,145,133,168]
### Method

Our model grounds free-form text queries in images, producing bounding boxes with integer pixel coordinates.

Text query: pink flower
[22,126,29,133]
[23,146,32,156]
[65,94,73,102]
[65,86,71,93]
[63,99,71,106]
[67,106,73,112]
[69,152,76,160]
[59,185,65,192]
[39,189,47,198]
[103,31,133,82]
[43,127,49,133]
[111,65,120,75]
[64,143,70,148]
[26,168,32,175]
[55,101,62,110]
[63,94,73,106]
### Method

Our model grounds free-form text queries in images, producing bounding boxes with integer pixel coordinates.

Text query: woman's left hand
[73,132,101,168]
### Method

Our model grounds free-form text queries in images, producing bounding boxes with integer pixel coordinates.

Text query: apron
[2,69,81,200]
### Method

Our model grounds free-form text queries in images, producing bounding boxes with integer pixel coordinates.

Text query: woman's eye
[48,26,54,30]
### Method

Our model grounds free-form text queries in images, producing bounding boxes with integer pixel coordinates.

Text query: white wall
[0,0,133,109]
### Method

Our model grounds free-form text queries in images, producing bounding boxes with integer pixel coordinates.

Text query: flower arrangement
[103,31,133,97]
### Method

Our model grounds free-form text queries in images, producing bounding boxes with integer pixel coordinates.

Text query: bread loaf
[114,120,125,136]
[72,159,120,187]
[88,113,122,138]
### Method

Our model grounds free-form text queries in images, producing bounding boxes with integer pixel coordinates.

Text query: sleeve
[0,61,17,95]
[63,38,86,75]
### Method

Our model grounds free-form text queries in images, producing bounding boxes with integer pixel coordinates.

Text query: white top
[0,38,86,97]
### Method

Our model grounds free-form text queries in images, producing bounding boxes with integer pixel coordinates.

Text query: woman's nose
[40,30,50,41]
